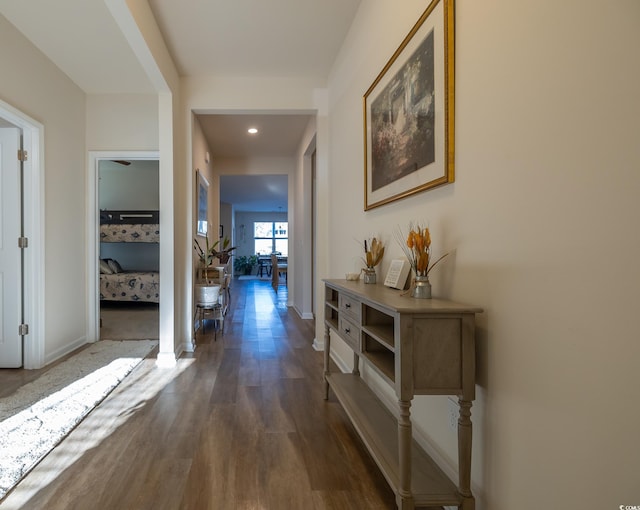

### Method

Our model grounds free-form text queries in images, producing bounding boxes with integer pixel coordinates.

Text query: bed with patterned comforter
[99,210,160,303]
[99,270,160,303]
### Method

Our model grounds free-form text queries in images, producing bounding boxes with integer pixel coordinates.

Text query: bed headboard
[100,210,159,225]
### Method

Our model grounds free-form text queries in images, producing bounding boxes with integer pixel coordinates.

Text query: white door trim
[86,151,160,344]
[0,99,45,369]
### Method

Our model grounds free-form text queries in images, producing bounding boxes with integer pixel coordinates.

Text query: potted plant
[215,236,236,264]
[235,255,258,275]
[194,233,236,282]
[194,283,221,307]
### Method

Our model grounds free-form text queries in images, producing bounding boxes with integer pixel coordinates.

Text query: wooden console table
[323,279,482,510]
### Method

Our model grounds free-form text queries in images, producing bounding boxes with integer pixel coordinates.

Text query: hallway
[0,278,396,509]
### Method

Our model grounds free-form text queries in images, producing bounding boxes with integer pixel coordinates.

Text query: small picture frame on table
[384,259,411,290]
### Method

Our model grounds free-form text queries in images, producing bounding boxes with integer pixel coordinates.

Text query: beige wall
[86,94,158,150]
[0,15,87,363]
[189,114,215,350]
[292,117,316,319]
[324,0,640,508]
[192,114,216,240]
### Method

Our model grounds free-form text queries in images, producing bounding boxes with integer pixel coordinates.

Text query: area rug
[0,339,157,500]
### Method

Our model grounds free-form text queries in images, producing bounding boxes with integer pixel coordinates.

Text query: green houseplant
[235,255,258,275]
[194,233,236,281]
[215,236,236,264]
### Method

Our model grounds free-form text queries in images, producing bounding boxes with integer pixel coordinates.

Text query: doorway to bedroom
[98,159,160,341]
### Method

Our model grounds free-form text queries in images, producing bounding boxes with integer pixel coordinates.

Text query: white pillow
[99,259,113,274]
[107,259,123,273]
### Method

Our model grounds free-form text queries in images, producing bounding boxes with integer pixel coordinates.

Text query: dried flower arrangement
[363,237,385,270]
[395,223,448,278]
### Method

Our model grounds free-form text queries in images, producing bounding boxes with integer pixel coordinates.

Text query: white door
[0,127,23,367]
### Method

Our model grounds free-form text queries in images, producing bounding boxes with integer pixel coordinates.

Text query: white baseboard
[329,349,350,374]
[44,335,88,366]
[293,305,314,320]
[182,338,195,353]
[156,351,177,368]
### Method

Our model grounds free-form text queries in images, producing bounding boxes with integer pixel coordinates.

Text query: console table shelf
[322,279,482,510]
[361,349,395,383]
[362,323,395,350]
[327,373,461,507]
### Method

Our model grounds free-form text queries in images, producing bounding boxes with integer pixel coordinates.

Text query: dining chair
[271,253,287,291]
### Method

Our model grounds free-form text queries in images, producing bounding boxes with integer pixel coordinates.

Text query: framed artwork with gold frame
[364,0,455,210]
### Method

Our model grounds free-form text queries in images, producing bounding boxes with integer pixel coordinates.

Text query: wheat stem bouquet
[395,222,447,278]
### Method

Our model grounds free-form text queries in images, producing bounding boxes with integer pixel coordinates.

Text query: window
[254,221,288,256]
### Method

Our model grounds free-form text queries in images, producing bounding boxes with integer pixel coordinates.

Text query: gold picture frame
[363,0,455,210]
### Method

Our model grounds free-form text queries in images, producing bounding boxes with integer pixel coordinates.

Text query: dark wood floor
[0,278,399,509]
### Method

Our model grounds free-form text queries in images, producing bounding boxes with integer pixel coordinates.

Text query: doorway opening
[87,152,159,344]
[219,174,289,281]
[194,110,316,318]
[98,159,160,340]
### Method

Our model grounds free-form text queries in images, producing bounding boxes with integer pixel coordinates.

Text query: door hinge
[18,149,28,162]
[19,324,29,336]
[18,237,28,248]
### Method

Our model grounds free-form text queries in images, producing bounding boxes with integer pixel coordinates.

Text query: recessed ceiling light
[248,127,258,134]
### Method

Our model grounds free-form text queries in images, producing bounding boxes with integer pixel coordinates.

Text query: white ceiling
[198,113,313,159]
[147,0,361,82]
[0,0,156,94]
[0,0,361,211]
[221,174,289,213]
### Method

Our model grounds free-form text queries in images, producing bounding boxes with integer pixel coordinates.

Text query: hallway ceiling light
[247,127,258,134]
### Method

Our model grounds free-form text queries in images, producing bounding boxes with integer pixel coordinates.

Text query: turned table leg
[323,324,331,400]
[458,398,475,510]
[397,399,415,509]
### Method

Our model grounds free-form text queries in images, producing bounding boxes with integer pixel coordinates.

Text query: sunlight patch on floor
[0,354,194,509]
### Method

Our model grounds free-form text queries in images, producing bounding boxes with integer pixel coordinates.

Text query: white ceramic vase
[195,284,221,306]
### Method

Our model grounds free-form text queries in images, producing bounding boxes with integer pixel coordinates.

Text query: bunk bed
[99,210,160,303]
